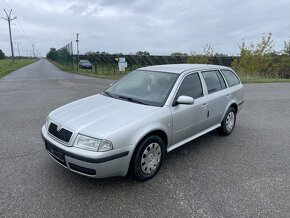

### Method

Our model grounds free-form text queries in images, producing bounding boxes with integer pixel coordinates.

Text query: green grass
[0,58,37,78]
[50,61,134,80]
[51,61,290,83]
[240,76,290,83]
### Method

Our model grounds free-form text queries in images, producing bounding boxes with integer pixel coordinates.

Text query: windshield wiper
[117,95,148,105]
[102,91,115,98]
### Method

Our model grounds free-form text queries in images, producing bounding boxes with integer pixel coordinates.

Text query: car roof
[138,64,231,74]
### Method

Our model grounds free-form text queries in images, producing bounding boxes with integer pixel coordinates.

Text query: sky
[0,0,289,57]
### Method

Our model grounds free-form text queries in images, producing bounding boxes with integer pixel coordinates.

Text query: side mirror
[177,95,194,105]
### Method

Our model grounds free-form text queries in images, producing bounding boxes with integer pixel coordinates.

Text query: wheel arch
[229,102,238,113]
[134,129,168,153]
[220,101,238,124]
[144,130,167,147]
[128,129,168,173]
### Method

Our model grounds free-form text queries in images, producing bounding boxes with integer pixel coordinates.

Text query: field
[0,59,37,78]
[50,61,134,80]
[50,61,290,83]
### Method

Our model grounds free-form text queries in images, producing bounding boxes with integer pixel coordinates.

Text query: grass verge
[50,61,129,80]
[0,59,37,78]
[240,76,290,84]
[50,61,290,83]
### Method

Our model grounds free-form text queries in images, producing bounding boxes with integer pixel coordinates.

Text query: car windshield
[104,70,179,107]
[81,60,90,64]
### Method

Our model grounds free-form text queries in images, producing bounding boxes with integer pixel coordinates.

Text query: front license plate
[45,141,65,162]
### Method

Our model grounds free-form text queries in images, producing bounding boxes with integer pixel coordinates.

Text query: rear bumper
[41,126,134,178]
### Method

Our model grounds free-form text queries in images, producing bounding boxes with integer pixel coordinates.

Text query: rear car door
[201,70,231,128]
[170,72,208,145]
[220,69,244,107]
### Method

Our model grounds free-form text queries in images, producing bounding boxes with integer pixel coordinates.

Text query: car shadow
[58,129,223,186]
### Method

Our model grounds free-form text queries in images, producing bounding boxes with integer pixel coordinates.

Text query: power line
[16,41,20,58]
[1,0,32,48]
[0,1,9,10]
[16,19,26,35]
[0,2,7,9]
[1,0,41,58]
[0,0,10,9]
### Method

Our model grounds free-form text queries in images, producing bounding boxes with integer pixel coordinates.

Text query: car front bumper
[41,126,134,178]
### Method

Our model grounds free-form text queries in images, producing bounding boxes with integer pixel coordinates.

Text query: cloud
[0,0,289,57]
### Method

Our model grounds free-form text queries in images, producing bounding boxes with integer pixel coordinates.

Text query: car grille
[48,122,73,143]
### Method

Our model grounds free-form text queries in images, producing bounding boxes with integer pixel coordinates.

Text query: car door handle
[202,103,208,108]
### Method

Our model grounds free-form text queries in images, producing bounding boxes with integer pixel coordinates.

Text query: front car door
[170,72,208,147]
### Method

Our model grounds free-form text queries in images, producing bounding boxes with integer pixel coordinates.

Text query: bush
[187,44,214,64]
[232,33,274,77]
[0,49,5,59]
[232,34,290,78]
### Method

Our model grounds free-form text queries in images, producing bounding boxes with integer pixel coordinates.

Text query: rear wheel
[131,135,165,181]
[218,107,236,136]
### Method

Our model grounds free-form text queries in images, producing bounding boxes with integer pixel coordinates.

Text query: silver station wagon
[41,64,244,181]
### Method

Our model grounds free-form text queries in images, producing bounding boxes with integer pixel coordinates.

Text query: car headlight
[74,134,113,152]
[45,117,51,130]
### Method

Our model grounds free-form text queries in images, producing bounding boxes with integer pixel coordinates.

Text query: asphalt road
[0,59,289,217]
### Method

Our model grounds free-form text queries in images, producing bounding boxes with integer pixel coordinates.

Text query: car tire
[131,135,165,181]
[218,107,236,136]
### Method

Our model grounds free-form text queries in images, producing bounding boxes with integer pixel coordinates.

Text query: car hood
[50,94,159,139]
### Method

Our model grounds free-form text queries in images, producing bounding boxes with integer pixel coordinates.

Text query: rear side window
[202,70,226,94]
[175,73,203,101]
[221,70,240,87]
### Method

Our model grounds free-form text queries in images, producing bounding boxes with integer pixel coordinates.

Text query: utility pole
[76,33,79,69]
[1,9,17,63]
[32,44,35,58]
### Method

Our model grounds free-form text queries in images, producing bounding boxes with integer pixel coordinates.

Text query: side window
[221,70,240,87]
[202,70,226,94]
[217,71,227,89]
[174,73,203,102]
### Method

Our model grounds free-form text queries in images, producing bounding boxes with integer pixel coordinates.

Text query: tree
[171,52,188,56]
[214,53,228,57]
[84,51,95,56]
[203,44,214,57]
[0,49,5,59]
[232,33,274,77]
[187,44,214,64]
[282,39,290,55]
[136,51,150,56]
[101,51,109,55]
[273,38,290,78]
[46,48,57,60]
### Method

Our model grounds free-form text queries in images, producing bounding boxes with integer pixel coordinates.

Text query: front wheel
[218,107,237,136]
[131,135,165,181]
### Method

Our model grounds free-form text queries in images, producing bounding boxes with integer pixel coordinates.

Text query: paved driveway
[0,59,289,217]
